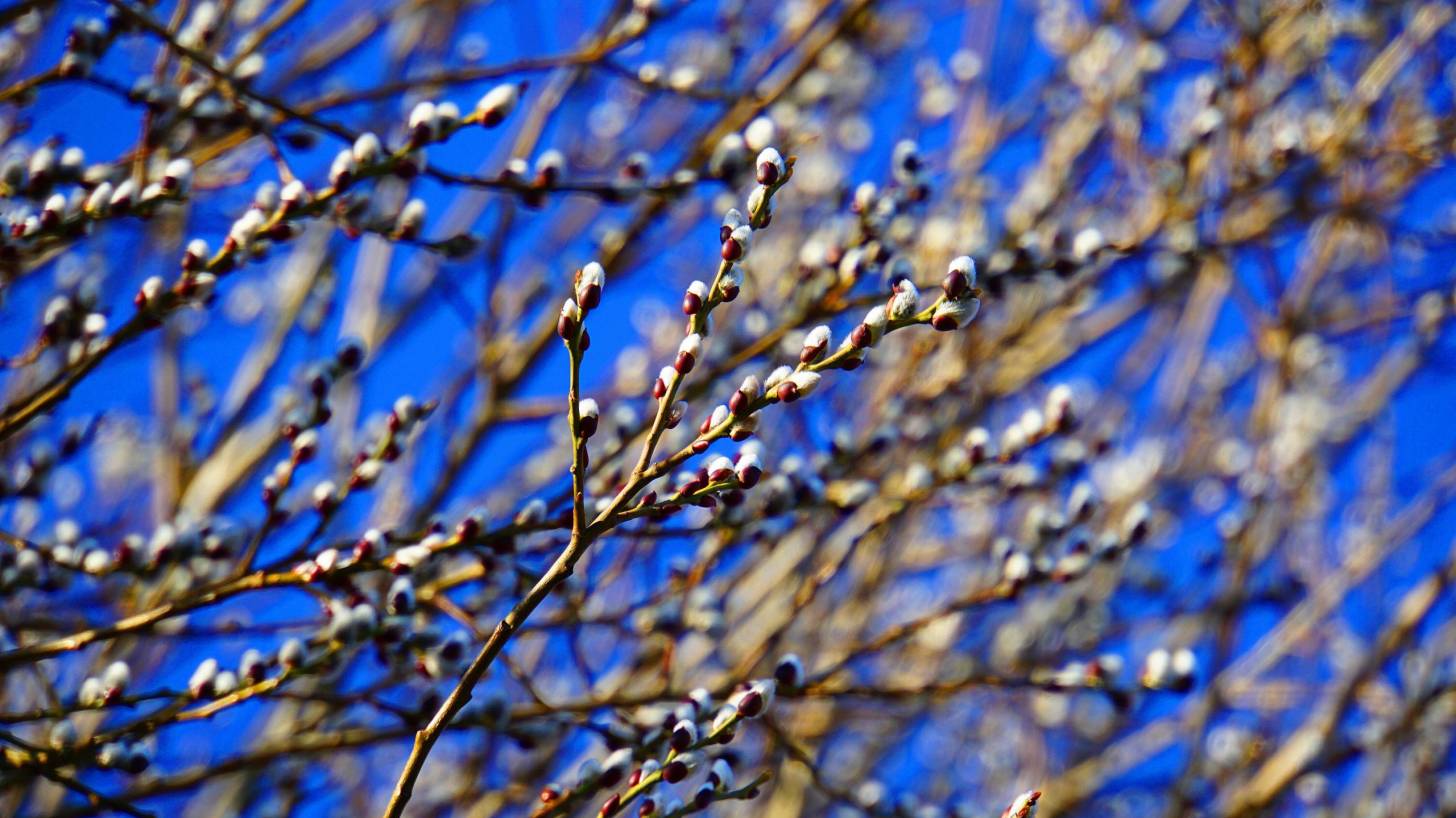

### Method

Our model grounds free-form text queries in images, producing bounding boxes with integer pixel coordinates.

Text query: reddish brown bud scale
[931,313,960,332]
[721,239,742,261]
[776,382,800,403]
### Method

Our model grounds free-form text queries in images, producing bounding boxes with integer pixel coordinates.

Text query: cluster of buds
[931,256,983,331]
[764,366,821,404]
[187,657,240,699]
[1139,647,1197,691]
[77,660,132,708]
[60,16,112,77]
[407,100,462,147]
[95,738,153,774]
[559,262,606,345]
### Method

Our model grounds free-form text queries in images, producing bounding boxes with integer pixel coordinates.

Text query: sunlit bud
[621,150,651,180]
[932,297,980,331]
[682,280,708,315]
[239,649,266,683]
[719,265,743,301]
[557,298,582,341]
[846,306,885,350]
[351,458,383,489]
[1065,481,1099,522]
[1044,386,1075,431]
[40,193,66,227]
[98,661,131,702]
[85,181,113,215]
[600,748,634,788]
[476,82,522,126]
[887,278,920,322]
[348,132,383,167]
[708,132,747,177]
[109,179,137,212]
[97,741,125,769]
[1000,790,1041,818]
[79,677,105,708]
[392,544,431,571]
[755,147,785,185]
[774,653,804,688]
[776,371,820,403]
[280,179,308,212]
[1123,501,1152,543]
[670,718,698,751]
[279,637,306,669]
[705,403,730,431]
[249,182,280,214]
[675,333,703,374]
[800,325,831,363]
[312,480,338,512]
[189,657,220,697]
[721,224,752,261]
[1072,226,1105,261]
[172,240,210,276]
[548,399,588,447]
[744,116,777,152]
[1170,648,1197,689]
[576,261,605,310]
[49,720,77,750]
[227,208,266,251]
[516,498,547,526]
[1000,423,1029,458]
[329,149,357,188]
[732,679,774,718]
[707,455,734,482]
[396,199,426,238]
[762,370,795,400]
[162,158,193,194]
[943,256,977,299]
[529,149,565,188]
[720,208,745,242]
[729,375,762,416]
[1140,648,1172,689]
[733,451,762,487]
[652,366,676,399]
[706,757,734,790]
[1003,549,1033,585]
[409,101,438,144]
[212,670,239,697]
[892,139,922,178]
[962,427,993,465]
[747,184,770,219]
[133,275,165,310]
[852,181,878,213]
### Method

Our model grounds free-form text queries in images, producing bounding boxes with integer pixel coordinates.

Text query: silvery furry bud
[931,297,981,331]
[887,278,920,322]
[800,325,831,363]
[942,255,976,299]
[578,398,600,438]
[576,261,605,310]
[557,298,581,341]
[776,371,821,403]
[476,83,522,126]
[755,147,785,185]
